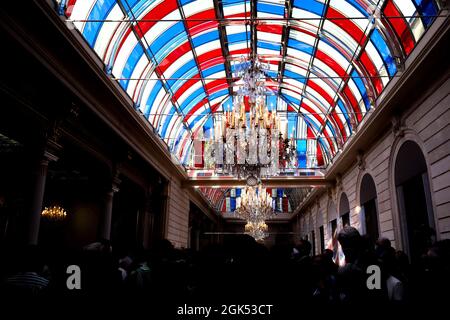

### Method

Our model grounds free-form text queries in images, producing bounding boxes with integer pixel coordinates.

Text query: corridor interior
[0,0,449,313]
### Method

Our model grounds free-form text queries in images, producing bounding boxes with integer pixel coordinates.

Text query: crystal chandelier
[211,56,297,182]
[235,184,274,221]
[41,205,67,221]
[235,184,273,241]
[233,56,269,103]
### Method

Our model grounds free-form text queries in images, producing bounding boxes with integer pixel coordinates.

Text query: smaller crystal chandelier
[235,184,273,241]
[41,205,67,221]
[235,184,274,222]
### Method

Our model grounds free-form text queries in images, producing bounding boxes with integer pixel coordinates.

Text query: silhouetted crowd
[1,227,450,313]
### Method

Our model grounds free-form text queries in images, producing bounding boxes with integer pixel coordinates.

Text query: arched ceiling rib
[62,0,440,167]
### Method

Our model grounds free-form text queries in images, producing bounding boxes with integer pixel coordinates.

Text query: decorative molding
[41,122,63,162]
[356,151,366,171]
[391,115,406,138]
[335,173,343,192]
[327,186,335,203]
[349,116,358,133]
[111,164,121,193]
[394,56,405,72]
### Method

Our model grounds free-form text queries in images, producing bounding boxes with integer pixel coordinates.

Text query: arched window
[339,193,350,227]
[395,140,435,262]
[360,174,379,243]
[328,201,338,239]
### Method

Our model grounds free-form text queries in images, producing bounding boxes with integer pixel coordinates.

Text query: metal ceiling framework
[57,0,442,214]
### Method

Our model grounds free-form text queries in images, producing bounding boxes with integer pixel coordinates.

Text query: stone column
[99,170,121,241]
[27,139,61,245]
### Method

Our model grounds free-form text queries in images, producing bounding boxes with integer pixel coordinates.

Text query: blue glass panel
[266,95,277,111]
[145,80,164,117]
[336,99,351,132]
[160,106,176,137]
[227,32,250,44]
[325,121,336,137]
[413,0,437,27]
[204,117,213,139]
[351,70,370,111]
[120,0,150,17]
[209,89,229,101]
[257,2,285,16]
[192,30,220,47]
[293,0,325,16]
[175,127,184,148]
[83,0,116,46]
[180,87,206,111]
[284,69,306,83]
[281,93,301,107]
[120,0,139,9]
[230,197,236,211]
[150,22,187,63]
[265,70,278,80]
[166,59,198,89]
[180,0,196,5]
[277,189,283,198]
[371,29,397,77]
[223,0,246,5]
[257,41,281,52]
[120,43,145,89]
[297,139,307,168]
[303,115,320,132]
[203,64,225,77]
[287,39,315,55]
[288,112,297,138]
[188,114,206,129]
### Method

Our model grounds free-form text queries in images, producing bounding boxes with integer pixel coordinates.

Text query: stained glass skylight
[59,0,441,169]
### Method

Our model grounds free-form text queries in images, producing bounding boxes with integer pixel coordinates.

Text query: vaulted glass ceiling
[59,0,440,170]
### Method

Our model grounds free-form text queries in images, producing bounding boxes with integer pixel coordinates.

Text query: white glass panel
[183,0,214,17]
[177,81,203,107]
[365,41,389,86]
[93,5,124,59]
[195,40,221,56]
[126,54,150,96]
[143,11,181,45]
[71,0,96,31]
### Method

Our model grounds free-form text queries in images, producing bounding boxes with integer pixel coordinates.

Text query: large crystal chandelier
[211,57,297,182]
[235,184,274,241]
